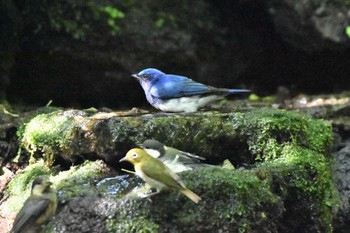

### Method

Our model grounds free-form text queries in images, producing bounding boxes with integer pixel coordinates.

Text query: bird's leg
[142,190,161,198]
[138,189,161,202]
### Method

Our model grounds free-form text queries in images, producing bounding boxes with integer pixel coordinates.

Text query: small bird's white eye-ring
[132,153,138,158]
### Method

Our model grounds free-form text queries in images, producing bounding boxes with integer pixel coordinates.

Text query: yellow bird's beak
[43,180,53,187]
[119,156,128,162]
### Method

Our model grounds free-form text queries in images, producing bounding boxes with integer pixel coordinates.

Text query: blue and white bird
[132,68,250,113]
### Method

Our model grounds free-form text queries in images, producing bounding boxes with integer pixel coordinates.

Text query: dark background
[1,0,350,109]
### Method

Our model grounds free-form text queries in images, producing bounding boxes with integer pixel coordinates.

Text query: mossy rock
[230,108,333,160]
[106,145,335,233]
[17,110,249,166]
[17,108,333,167]
[3,160,110,215]
[107,167,283,233]
[10,108,337,232]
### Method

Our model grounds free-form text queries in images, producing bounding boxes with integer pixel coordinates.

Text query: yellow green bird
[140,139,206,173]
[120,148,201,203]
[11,177,58,233]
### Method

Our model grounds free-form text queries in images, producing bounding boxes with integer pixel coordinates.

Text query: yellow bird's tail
[180,188,201,203]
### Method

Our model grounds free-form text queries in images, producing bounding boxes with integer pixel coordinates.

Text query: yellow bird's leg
[138,189,161,202]
[142,190,160,198]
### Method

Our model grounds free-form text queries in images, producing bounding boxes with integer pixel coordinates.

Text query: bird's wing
[150,74,211,99]
[163,148,205,165]
[142,158,186,189]
[175,149,206,161]
[12,197,50,232]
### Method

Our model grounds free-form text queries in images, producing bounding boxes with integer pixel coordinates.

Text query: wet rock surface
[333,143,350,233]
[52,195,118,233]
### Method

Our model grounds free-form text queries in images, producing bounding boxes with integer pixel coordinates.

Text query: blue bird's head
[131,68,165,83]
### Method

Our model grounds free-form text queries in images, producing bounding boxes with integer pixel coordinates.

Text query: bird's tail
[180,188,202,203]
[228,89,250,94]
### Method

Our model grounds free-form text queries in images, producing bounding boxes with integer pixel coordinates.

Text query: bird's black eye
[132,153,138,158]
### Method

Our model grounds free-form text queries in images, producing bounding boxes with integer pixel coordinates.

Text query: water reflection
[96,174,141,197]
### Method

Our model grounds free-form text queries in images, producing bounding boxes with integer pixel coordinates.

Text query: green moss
[42,222,54,233]
[108,117,145,142]
[52,160,108,200]
[108,109,336,232]
[108,167,282,232]
[16,110,239,167]
[259,145,337,232]
[10,108,337,231]
[18,110,94,165]
[5,160,108,218]
[107,113,237,160]
[227,109,336,231]
[19,110,73,164]
[111,150,336,232]
[16,106,61,137]
[143,113,235,156]
[4,161,53,212]
[179,167,281,231]
[230,109,333,161]
[20,109,331,165]
[107,215,160,233]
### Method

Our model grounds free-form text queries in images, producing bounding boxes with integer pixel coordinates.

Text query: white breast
[158,95,221,112]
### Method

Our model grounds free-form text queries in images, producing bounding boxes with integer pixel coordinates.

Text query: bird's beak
[119,156,127,162]
[43,180,53,187]
[131,74,140,80]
